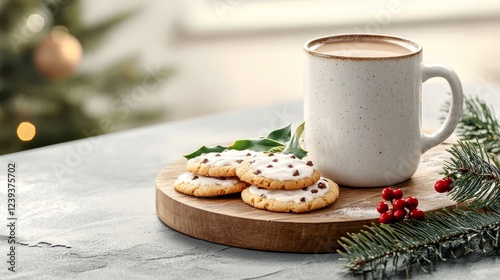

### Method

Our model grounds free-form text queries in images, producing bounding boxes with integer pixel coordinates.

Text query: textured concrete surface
[1,84,500,279]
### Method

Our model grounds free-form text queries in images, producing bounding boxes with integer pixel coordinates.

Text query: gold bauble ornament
[33,26,83,80]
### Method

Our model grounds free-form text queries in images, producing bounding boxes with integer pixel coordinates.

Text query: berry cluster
[434,177,453,193]
[377,187,425,224]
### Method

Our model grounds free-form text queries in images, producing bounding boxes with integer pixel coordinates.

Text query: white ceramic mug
[303,34,463,187]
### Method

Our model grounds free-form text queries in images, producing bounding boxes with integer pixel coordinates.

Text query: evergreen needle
[338,207,500,277]
[452,96,500,154]
[443,140,500,208]
[340,96,500,277]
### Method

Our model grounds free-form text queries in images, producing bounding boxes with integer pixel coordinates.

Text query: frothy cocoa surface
[311,38,414,58]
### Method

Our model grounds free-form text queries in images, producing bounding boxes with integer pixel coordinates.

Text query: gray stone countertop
[1,83,500,279]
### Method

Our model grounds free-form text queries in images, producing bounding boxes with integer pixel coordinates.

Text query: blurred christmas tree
[0,0,170,154]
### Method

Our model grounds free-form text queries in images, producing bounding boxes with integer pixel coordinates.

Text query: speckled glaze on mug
[303,34,463,187]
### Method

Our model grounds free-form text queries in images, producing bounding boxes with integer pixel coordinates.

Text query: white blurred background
[81,0,500,120]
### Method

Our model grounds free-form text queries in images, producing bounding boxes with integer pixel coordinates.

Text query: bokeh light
[26,14,45,33]
[17,122,36,141]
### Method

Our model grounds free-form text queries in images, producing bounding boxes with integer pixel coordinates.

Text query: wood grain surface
[156,141,456,253]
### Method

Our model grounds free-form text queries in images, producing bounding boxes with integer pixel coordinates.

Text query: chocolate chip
[300,197,306,202]
[306,161,314,166]
[236,159,243,164]
[254,170,262,175]
[192,175,199,180]
[287,164,293,168]
[293,170,300,176]
[268,152,274,157]
[267,164,273,168]
[260,194,266,198]
[246,153,252,156]
[202,158,208,164]
[311,189,319,193]
[215,153,221,157]
[272,158,278,162]
[290,155,296,159]
[302,187,308,191]
[318,182,326,189]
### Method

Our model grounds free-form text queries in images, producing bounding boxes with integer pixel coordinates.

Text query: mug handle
[421,64,464,153]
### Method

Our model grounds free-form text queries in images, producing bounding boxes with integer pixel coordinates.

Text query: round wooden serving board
[156,142,456,253]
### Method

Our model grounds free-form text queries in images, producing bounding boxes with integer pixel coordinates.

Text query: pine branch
[52,0,137,50]
[0,0,37,32]
[0,0,170,154]
[338,207,500,278]
[74,10,137,50]
[52,0,84,31]
[454,96,500,154]
[339,96,500,278]
[442,141,500,208]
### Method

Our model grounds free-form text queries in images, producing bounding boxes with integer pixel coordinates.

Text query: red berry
[381,187,394,201]
[379,211,394,224]
[393,188,403,199]
[410,209,425,221]
[445,177,454,191]
[406,196,419,210]
[393,199,407,210]
[376,202,389,214]
[434,180,449,193]
[445,177,453,184]
[393,209,407,222]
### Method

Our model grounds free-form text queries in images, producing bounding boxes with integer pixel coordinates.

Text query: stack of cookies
[174,149,253,197]
[174,150,339,213]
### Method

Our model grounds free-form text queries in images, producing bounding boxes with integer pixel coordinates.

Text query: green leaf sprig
[183,123,307,159]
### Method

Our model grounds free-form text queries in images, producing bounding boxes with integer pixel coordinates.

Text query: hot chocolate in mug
[303,34,463,187]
